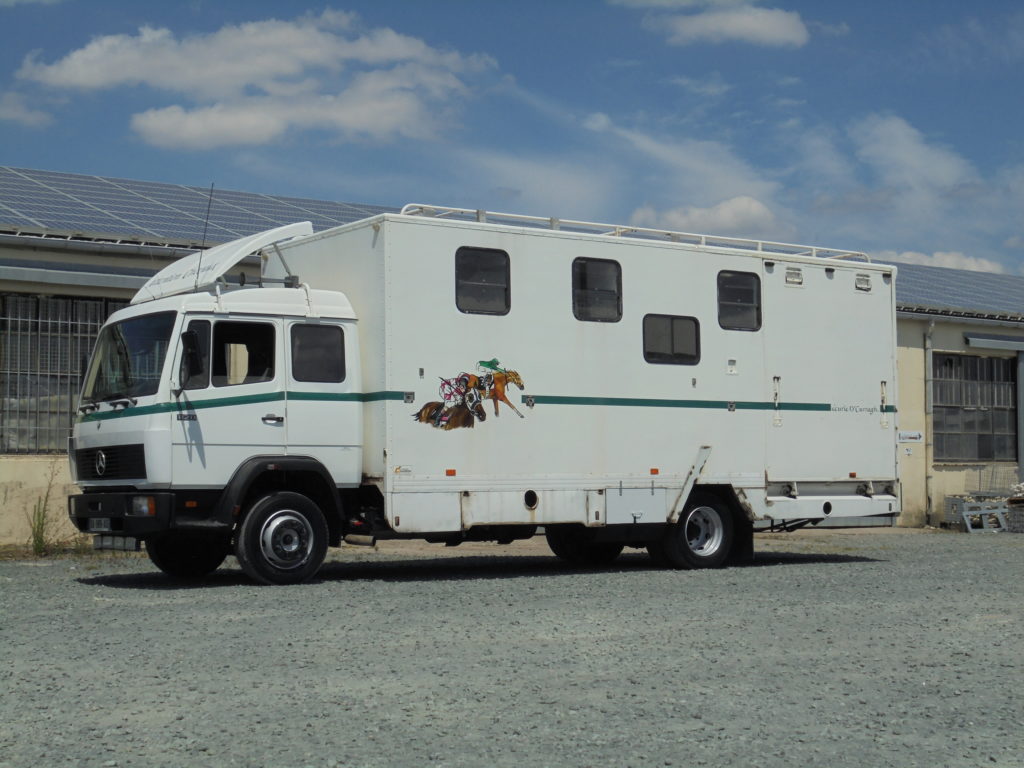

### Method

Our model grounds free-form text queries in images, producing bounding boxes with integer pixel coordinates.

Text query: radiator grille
[74,444,146,480]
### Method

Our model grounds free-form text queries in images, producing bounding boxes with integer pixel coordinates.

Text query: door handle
[262,413,284,424]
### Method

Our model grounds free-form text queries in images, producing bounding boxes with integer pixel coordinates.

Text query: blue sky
[2,1,1023,273]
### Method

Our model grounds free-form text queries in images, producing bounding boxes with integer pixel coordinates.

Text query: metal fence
[0,294,127,453]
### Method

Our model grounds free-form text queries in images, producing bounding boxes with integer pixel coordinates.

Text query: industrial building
[2,165,1022,543]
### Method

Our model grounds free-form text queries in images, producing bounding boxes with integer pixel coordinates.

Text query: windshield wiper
[99,391,138,408]
[77,400,99,414]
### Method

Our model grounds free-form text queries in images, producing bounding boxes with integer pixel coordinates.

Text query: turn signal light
[445,469,457,477]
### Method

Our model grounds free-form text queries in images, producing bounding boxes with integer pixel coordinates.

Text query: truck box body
[266,212,899,532]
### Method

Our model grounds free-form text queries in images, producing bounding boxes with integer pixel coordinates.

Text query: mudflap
[729,516,754,563]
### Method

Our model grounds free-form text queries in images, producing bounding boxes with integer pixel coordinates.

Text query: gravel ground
[1,528,1022,768]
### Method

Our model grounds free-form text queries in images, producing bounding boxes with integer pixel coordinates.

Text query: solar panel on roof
[1,165,394,248]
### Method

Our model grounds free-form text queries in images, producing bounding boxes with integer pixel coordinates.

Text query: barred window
[1,294,127,453]
[933,353,1017,462]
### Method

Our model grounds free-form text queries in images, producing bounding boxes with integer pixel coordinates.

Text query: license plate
[88,517,112,532]
[93,535,140,552]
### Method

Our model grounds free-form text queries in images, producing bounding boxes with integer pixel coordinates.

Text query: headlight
[128,496,156,517]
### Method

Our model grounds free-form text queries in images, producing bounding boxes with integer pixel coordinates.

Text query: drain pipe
[924,319,936,525]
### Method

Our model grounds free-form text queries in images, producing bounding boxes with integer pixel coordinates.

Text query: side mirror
[175,329,202,396]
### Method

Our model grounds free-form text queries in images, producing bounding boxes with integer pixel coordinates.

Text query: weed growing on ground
[23,459,68,557]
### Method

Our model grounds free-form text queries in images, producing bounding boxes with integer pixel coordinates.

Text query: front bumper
[68,492,175,538]
[69,490,232,540]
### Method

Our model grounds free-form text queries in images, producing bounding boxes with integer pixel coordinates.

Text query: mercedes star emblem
[94,450,107,477]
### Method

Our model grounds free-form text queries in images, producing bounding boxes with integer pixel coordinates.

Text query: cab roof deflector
[131,221,313,305]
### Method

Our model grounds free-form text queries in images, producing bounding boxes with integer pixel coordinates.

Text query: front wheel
[651,492,734,569]
[146,533,229,579]
[235,492,328,585]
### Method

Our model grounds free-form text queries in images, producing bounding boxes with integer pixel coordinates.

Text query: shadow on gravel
[742,551,881,567]
[76,570,253,590]
[75,549,880,590]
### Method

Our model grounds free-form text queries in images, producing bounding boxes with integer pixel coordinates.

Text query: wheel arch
[688,483,754,563]
[215,456,344,546]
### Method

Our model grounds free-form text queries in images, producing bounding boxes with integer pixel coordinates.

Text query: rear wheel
[146,533,229,579]
[235,491,328,585]
[652,492,734,569]
[545,527,624,566]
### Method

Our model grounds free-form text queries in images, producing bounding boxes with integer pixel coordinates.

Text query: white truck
[68,205,900,584]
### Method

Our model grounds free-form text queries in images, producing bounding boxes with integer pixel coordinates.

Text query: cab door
[284,320,362,485]
[171,316,286,486]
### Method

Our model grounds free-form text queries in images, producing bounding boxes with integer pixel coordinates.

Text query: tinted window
[643,314,700,365]
[212,321,275,387]
[456,247,510,315]
[181,319,211,391]
[291,324,345,383]
[573,258,622,322]
[717,271,761,331]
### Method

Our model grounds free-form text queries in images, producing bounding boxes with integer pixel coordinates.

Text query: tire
[545,526,624,567]
[652,492,734,570]
[234,491,328,585]
[146,533,229,579]
[646,543,670,567]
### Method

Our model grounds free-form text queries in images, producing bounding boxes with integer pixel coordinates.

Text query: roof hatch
[131,221,313,305]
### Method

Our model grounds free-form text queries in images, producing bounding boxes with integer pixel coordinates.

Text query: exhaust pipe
[343,534,376,547]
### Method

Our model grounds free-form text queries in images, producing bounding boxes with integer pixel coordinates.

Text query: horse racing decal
[413,358,525,430]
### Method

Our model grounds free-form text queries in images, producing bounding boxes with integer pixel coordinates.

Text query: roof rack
[399,204,869,262]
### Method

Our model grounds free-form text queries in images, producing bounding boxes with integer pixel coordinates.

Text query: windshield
[81,312,176,402]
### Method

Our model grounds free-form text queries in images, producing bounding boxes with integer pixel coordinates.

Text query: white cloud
[452,149,620,220]
[131,64,463,149]
[0,91,51,126]
[582,112,612,131]
[916,12,1024,68]
[877,250,1006,274]
[649,6,809,47]
[18,11,492,98]
[585,112,777,203]
[631,195,782,238]
[609,0,750,7]
[849,114,977,193]
[16,10,494,149]
[792,128,855,188]
[807,20,850,37]
[670,72,732,96]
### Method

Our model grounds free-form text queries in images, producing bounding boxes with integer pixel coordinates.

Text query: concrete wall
[0,455,80,547]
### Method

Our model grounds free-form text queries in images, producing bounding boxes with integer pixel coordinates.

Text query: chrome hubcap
[259,510,313,570]
[684,505,724,556]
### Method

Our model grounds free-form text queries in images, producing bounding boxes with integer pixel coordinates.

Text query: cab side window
[212,321,275,387]
[291,324,345,383]
[181,319,211,390]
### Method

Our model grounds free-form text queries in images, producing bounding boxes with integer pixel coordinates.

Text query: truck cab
[68,224,363,584]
